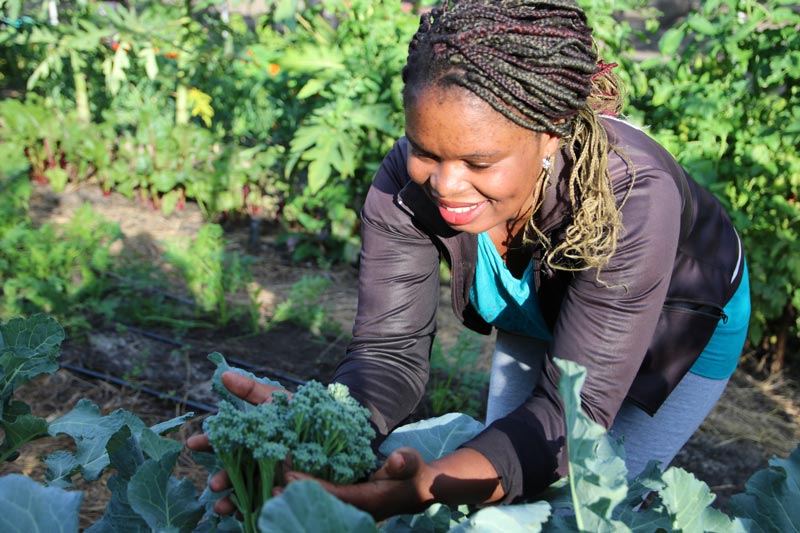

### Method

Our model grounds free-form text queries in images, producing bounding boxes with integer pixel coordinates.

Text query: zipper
[664,299,728,324]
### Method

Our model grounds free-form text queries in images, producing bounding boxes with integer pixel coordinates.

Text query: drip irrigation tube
[59,362,217,413]
[62,323,311,413]
[118,323,308,386]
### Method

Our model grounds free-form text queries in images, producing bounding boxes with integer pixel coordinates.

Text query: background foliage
[1,0,797,369]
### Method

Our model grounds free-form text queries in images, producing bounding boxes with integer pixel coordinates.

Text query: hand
[279,447,432,521]
[279,447,504,522]
[185,371,287,515]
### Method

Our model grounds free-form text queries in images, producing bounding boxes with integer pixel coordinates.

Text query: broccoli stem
[221,449,258,533]
[258,458,278,508]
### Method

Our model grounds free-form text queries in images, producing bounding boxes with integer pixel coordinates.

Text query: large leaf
[659,467,743,532]
[258,480,378,533]
[0,474,82,532]
[380,503,470,533]
[727,443,800,533]
[127,451,205,533]
[450,501,551,532]
[86,426,156,533]
[379,413,485,463]
[47,399,148,481]
[0,313,65,406]
[0,408,49,463]
[555,358,629,532]
[47,399,192,482]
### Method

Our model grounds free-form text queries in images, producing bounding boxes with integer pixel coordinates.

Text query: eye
[465,160,491,170]
[409,145,435,161]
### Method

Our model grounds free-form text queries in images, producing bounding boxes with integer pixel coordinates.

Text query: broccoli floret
[202,359,377,533]
[286,380,377,484]
[205,399,290,533]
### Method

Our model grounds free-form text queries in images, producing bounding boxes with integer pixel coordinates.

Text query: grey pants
[485,331,729,478]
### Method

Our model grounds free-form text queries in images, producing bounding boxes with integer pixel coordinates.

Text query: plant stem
[70,50,90,122]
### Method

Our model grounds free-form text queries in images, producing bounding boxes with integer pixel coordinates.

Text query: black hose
[59,362,217,413]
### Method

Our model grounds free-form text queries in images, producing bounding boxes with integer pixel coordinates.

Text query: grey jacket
[333,117,745,502]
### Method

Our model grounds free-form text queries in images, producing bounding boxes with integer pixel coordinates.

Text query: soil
[3,182,799,530]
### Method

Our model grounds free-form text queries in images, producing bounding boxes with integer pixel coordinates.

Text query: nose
[428,161,467,198]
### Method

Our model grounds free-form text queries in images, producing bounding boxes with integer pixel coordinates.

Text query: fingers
[222,371,285,404]
[373,447,422,481]
[185,433,211,452]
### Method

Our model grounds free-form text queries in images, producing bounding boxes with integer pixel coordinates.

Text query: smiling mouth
[440,204,480,214]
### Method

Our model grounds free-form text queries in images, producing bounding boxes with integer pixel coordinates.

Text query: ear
[541,132,561,157]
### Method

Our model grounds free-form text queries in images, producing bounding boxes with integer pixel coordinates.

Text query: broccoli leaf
[44,450,82,489]
[555,358,630,532]
[726,443,800,533]
[208,352,283,411]
[0,313,64,416]
[0,473,82,532]
[379,412,485,463]
[85,426,151,533]
[47,399,146,480]
[449,501,551,532]
[0,400,48,462]
[659,467,743,532]
[47,399,193,483]
[127,450,205,533]
[258,480,379,533]
[380,502,470,532]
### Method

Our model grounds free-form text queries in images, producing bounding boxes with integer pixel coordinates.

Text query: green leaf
[137,46,159,80]
[0,412,48,463]
[659,27,684,57]
[44,167,69,192]
[727,444,800,532]
[127,451,205,533]
[449,502,551,532]
[0,314,65,407]
[44,450,82,489]
[0,474,82,532]
[687,15,719,36]
[660,467,740,532]
[258,480,379,533]
[379,412,485,463]
[297,78,328,99]
[85,427,149,533]
[47,399,147,481]
[556,358,629,532]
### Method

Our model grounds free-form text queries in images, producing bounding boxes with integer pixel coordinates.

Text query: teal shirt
[469,232,749,380]
[469,232,552,341]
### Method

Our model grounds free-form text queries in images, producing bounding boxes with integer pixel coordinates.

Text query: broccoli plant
[203,354,376,533]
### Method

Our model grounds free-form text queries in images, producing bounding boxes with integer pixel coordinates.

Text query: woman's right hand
[185,371,287,515]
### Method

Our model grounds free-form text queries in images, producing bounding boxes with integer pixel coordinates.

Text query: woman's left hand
[278,447,504,522]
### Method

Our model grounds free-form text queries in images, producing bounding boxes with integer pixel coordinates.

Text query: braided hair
[402,0,629,275]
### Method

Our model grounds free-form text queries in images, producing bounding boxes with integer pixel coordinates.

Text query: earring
[541,154,551,170]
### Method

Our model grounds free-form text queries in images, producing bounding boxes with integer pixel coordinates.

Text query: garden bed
[3,181,799,527]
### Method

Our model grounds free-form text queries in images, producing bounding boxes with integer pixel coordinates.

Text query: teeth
[443,205,478,213]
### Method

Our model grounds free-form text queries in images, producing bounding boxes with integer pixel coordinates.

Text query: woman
[189,0,750,519]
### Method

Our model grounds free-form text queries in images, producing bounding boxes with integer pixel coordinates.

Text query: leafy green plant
[3,319,799,531]
[270,274,341,337]
[164,223,256,327]
[632,0,800,368]
[0,313,202,531]
[427,330,488,419]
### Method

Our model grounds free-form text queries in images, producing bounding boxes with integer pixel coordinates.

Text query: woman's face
[404,84,559,238]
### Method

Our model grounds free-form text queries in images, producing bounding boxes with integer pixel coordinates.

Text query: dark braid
[403,0,631,275]
[403,0,597,136]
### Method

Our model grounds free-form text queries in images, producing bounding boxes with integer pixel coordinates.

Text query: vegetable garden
[1,0,799,531]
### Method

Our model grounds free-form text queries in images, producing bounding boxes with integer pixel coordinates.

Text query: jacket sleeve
[332,139,442,441]
[462,148,685,502]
